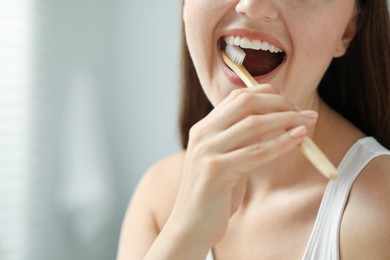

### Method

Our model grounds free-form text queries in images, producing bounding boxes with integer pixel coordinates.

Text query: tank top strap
[206,249,214,260]
[302,137,390,260]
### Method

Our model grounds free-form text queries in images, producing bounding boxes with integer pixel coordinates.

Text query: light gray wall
[93,0,183,257]
[109,0,182,206]
[26,1,181,259]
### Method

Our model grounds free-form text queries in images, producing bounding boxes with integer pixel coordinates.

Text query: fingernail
[289,125,307,138]
[300,110,318,119]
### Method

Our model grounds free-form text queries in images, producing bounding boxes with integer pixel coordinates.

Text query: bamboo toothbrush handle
[223,52,258,87]
[222,52,338,179]
[300,137,338,179]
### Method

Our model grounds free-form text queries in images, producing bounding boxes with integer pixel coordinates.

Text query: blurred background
[0,0,181,259]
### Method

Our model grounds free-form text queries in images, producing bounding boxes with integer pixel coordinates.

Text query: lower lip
[219,49,284,87]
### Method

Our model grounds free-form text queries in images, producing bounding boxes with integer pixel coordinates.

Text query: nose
[235,0,279,21]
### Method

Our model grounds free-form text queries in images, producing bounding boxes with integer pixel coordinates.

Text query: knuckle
[245,145,266,169]
[203,155,225,175]
[244,115,264,128]
[195,141,213,156]
[189,121,206,143]
[286,111,302,124]
[229,88,246,98]
[252,83,274,94]
[190,134,219,158]
[262,83,275,92]
[248,143,265,158]
[274,111,301,130]
[237,91,254,105]
[279,140,290,152]
[278,137,295,152]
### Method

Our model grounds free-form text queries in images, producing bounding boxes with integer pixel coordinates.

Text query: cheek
[183,1,217,65]
[183,0,224,38]
[183,1,216,89]
[183,0,233,55]
[283,14,349,101]
[183,0,233,102]
[289,11,351,75]
[288,3,355,58]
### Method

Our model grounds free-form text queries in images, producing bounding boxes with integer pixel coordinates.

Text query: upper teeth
[224,36,283,53]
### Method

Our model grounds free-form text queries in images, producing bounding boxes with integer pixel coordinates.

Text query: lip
[217,29,286,86]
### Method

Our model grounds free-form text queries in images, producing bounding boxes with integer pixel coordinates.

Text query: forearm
[144,222,210,260]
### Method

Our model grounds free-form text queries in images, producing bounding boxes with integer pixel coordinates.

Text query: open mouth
[220,36,286,77]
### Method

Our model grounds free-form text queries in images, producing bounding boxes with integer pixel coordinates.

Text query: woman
[117,0,390,259]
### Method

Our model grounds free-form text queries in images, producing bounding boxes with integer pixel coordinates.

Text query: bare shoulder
[130,151,187,229]
[147,151,186,217]
[340,155,390,259]
[117,151,186,260]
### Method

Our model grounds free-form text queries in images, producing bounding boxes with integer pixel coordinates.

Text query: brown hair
[178,29,213,148]
[179,1,390,149]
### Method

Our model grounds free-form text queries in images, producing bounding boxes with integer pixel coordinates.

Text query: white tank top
[206,137,390,260]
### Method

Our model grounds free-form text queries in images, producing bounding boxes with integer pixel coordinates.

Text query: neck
[244,147,328,202]
[244,98,335,201]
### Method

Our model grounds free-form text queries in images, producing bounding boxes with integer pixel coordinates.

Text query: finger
[208,125,307,177]
[207,84,283,120]
[215,84,278,109]
[216,110,317,152]
[206,92,295,132]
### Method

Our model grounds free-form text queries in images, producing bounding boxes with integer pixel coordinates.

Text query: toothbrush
[223,45,338,179]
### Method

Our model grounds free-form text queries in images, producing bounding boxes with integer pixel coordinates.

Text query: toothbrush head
[225,44,246,65]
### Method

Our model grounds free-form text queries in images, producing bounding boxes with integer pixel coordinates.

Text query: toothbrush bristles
[225,44,246,65]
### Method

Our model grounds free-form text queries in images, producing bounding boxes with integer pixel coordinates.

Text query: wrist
[145,217,211,260]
